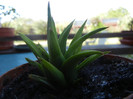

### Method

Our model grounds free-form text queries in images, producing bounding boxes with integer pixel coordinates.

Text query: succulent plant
[20,3,108,90]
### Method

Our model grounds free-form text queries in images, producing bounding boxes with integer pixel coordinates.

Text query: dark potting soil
[0,55,133,99]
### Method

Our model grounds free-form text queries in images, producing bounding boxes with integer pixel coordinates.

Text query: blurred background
[0,0,133,75]
[0,0,133,34]
[1,0,133,46]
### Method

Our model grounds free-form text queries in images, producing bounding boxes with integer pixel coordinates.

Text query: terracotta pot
[120,39,133,46]
[0,54,132,98]
[120,31,133,46]
[121,31,133,40]
[0,63,32,91]
[0,28,15,50]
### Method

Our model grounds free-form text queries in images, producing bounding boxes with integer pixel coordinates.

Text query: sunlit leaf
[19,33,44,58]
[70,20,87,54]
[70,19,87,46]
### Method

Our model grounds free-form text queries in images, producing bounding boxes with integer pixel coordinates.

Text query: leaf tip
[104,27,109,29]
[103,51,110,55]
[48,2,51,17]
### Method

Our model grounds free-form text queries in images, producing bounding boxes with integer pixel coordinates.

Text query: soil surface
[0,55,133,99]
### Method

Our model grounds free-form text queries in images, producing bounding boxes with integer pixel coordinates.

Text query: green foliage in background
[2,6,132,35]
[99,7,129,18]
[10,18,47,35]
[90,17,105,31]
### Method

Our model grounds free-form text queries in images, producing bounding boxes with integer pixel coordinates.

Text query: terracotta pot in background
[120,31,133,46]
[0,28,15,50]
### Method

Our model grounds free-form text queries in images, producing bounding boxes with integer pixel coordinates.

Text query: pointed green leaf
[40,58,66,87]
[75,51,109,71]
[70,19,87,46]
[75,54,102,71]
[103,51,110,54]
[38,44,49,61]
[65,27,107,58]
[19,34,44,58]
[62,66,78,84]
[73,45,82,54]
[47,4,65,67]
[26,58,39,66]
[47,29,65,68]
[61,50,103,71]
[61,50,103,84]
[70,20,87,54]
[26,58,46,75]
[58,20,74,54]
[51,17,57,34]
[47,3,57,38]
[29,74,56,90]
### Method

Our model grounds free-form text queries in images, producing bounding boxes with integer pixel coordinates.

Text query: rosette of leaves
[20,3,108,90]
